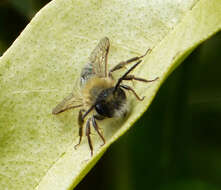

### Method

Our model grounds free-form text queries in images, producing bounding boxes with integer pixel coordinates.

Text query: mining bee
[52,37,158,156]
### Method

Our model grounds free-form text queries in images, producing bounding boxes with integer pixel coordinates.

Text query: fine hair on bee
[52,37,158,156]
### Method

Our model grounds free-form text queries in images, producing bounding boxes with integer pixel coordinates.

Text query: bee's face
[95,87,126,118]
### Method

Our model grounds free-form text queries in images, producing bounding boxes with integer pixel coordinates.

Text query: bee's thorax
[82,77,115,105]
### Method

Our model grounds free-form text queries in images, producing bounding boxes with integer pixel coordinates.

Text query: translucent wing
[80,37,110,86]
[52,93,83,115]
[53,37,110,114]
[90,37,110,75]
[89,37,110,77]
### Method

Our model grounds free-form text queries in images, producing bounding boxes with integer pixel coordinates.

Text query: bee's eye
[95,101,113,118]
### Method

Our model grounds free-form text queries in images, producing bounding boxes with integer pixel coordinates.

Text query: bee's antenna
[114,60,142,93]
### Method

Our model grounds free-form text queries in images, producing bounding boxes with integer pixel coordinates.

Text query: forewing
[52,93,83,115]
[89,37,110,77]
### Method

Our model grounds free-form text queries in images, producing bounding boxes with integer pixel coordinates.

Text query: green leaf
[0,0,220,189]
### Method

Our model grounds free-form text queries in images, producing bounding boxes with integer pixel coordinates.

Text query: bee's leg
[74,110,84,149]
[123,75,159,83]
[86,118,93,156]
[114,60,143,91]
[109,49,151,75]
[120,84,144,101]
[92,115,106,146]
[114,60,158,92]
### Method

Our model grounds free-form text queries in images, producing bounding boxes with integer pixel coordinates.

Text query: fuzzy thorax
[82,77,115,106]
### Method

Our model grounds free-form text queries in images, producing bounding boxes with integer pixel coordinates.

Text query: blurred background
[1,1,221,190]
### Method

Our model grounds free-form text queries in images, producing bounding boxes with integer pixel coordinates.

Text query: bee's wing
[89,37,110,77]
[52,93,83,115]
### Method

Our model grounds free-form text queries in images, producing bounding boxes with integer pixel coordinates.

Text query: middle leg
[122,75,159,83]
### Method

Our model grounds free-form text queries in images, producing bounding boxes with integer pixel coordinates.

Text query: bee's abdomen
[95,87,127,118]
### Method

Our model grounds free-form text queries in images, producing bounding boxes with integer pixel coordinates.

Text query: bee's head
[95,87,126,118]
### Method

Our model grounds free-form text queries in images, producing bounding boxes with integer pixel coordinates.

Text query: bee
[52,37,158,156]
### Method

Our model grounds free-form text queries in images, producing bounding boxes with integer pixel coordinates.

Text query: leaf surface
[0,0,220,189]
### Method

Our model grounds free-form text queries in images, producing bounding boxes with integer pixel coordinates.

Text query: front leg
[92,115,106,146]
[85,118,93,156]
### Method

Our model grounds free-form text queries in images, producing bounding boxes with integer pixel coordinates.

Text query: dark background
[1,1,221,190]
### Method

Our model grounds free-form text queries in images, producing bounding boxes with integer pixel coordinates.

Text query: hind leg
[109,49,151,75]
